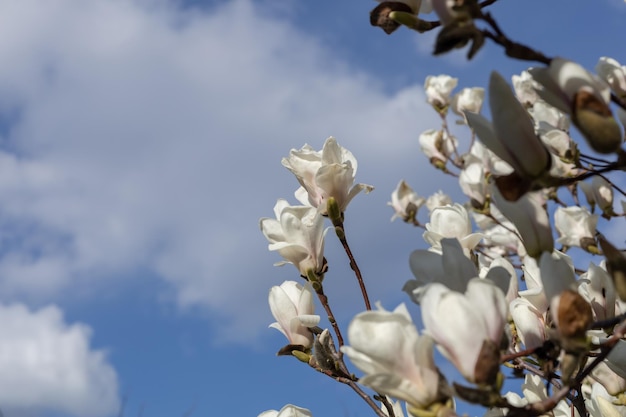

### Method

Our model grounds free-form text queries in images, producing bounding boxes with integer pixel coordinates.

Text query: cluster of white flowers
[257,4,626,416]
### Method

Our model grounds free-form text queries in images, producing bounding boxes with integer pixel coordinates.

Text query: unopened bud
[573,90,623,154]
[370,2,412,34]
[313,329,338,372]
[552,289,593,341]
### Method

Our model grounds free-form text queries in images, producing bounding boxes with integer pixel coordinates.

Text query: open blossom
[426,190,452,213]
[421,279,508,384]
[579,263,616,321]
[423,203,483,253]
[425,75,458,109]
[268,281,320,348]
[388,180,425,222]
[554,206,598,248]
[596,57,626,98]
[419,129,457,165]
[281,137,373,215]
[459,160,488,206]
[579,176,614,215]
[512,70,540,106]
[258,404,313,417]
[341,303,445,409]
[260,199,327,276]
[452,87,485,120]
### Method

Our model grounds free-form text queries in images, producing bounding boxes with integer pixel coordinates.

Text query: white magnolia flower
[510,297,547,350]
[540,129,575,159]
[258,404,314,417]
[452,87,485,120]
[530,101,569,132]
[531,58,622,154]
[466,140,513,177]
[282,137,373,215]
[421,279,508,384]
[554,206,598,248]
[580,176,614,215]
[492,189,554,258]
[424,75,458,109]
[419,129,458,164]
[341,303,443,409]
[388,180,425,222]
[459,160,488,205]
[268,281,320,348]
[466,72,550,180]
[260,199,327,276]
[426,190,452,213]
[512,70,540,106]
[596,57,626,98]
[586,382,626,417]
[579,262,616,321]
[423,203,483,253]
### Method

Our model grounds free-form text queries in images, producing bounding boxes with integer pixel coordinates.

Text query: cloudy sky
[0,0,624,416]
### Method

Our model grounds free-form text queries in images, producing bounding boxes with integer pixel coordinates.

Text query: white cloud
[0,303,119,417]
[0,0,437,342]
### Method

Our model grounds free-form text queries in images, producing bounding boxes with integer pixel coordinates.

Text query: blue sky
[0,0,624,416]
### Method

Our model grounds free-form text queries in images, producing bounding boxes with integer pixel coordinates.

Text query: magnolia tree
[257,1,626,416]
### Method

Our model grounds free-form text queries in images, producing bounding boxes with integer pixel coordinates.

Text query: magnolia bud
[572,90,623,154]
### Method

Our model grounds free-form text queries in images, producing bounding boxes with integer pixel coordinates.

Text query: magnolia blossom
[530,101,569,132]
[421,279,508,384]
[512,70,540,106]
[578,263,616,321]
[258,404,313,417]
[281,137,373,215]
[268,281,320,348]
[466,72,550,181]
[540,129,575,160]
[424,75,458,109]
[459,160,488,206]
[260,199,327,276]
[423,203,483,253]
[586,382,626,417]
[530,58,622,154]
[510,297,547,351]
[452,87,485,120]
[596,57,626,98]
[579,176,614,215]
[419,129,458,164]
[467,140,513,177]
[341,303,444,409]
[388,180,425,222]
[426,190,452,212]
[554,206,598,248]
